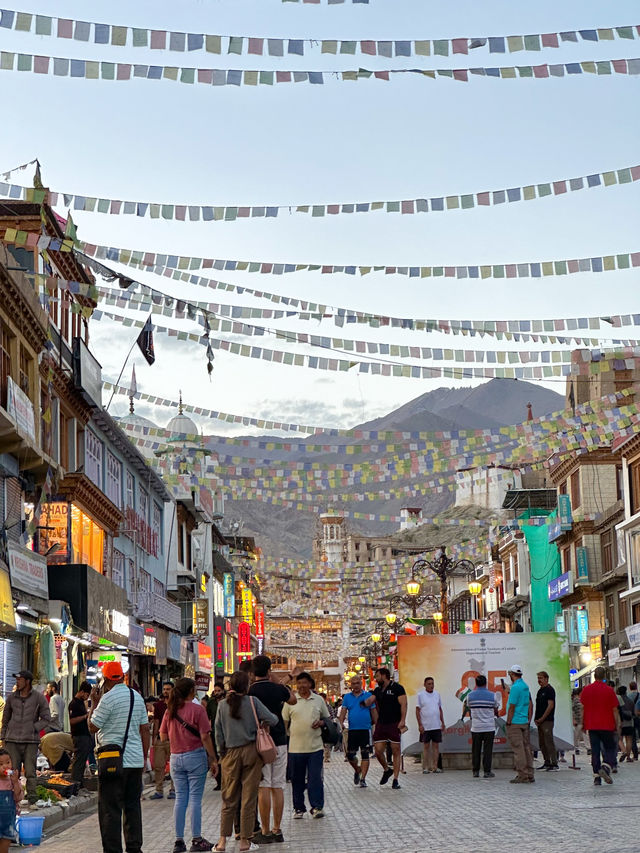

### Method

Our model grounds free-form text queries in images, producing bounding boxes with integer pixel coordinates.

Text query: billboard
[398,632,572,754]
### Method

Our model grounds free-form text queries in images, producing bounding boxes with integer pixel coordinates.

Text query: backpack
[619,696,633,722]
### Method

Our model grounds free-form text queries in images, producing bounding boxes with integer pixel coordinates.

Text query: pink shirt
[159,702,211,754]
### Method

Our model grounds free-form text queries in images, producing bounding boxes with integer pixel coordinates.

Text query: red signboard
[238,621,251,655]
[197,642,212,674]
[214,621,224,670]
[254,607,265,639]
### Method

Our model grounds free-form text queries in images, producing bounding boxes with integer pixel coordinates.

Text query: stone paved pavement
[36,755,640,853]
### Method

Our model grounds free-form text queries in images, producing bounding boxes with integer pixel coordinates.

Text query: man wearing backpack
[616,685,635,762]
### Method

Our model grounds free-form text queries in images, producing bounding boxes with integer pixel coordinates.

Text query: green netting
[522,521,561,632]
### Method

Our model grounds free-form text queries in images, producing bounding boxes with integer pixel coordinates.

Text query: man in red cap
[90,662,149,853]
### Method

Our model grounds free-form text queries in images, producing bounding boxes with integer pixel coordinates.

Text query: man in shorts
[362,668,407,790]
[249,655,297,843]
[339,675,377,788]
[416,677,445,774]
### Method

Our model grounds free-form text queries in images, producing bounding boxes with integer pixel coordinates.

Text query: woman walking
[214,671,278,853]
[160,678,218,853]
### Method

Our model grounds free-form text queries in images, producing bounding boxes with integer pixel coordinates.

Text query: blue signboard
[576,608,588,645]
[576,546,589,581]
[223,572,235,618]
[558,494,573,530]
[548,571,574,601]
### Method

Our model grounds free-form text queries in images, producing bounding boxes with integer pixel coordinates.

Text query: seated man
[40,731,74,772]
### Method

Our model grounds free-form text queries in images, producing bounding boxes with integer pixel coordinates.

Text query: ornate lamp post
[468,580,482,621]
[413,547,476,627]
[387,564,439,618]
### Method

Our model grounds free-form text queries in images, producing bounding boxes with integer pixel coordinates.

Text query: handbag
[321,718,340,746]
[249,697,277,764]
[96,688,135,780]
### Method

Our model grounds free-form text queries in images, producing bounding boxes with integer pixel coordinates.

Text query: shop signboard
[548,571,574,602]
[238,621,251,657]
[0,566,15,630]
[180,636,189,665]
[197,642,212,673]
[558,495,573,530]
[8,543,48,599]
[6,377,35,441]
[575,547,589,582]
[196,673,211,691]
[143,625,157,656]
[109,610,129,641]
[129,621,145,653]
[589,635,603,661]
[156,627,168,666]
[72,337,102,408]
[254,606,265,639]
[214,619,224,672]
[576,608,589,645]
[168,632,182,662]
[398,633,571,754]
[241,588,253,625]
[193,598,209,636]
[223,573,235,618]
[625,622,640,650]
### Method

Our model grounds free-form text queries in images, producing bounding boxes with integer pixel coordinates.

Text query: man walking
[68,681,94,786]
[535,671,558,771]
[90,661,149,853]
[46,681,66,732]
[362,667,407,790]
[150,681,175,800]
[505,664,534,784]
[628,680,639,761]
[416,676,445,775]
[581,666,621,785]
[282,672,331,819]
[339,674,376,788]
[1,670,50,803]
[465,674,500,778]
[250,655,297,843]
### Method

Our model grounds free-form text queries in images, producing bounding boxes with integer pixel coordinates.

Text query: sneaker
[391,779,401,789]
[293,811,305,819]
[593,775,602,786]
[599,763,613,784]
[149,792,164,800]
[251,832,273,845]
[422,769,430,774]
[434,768,443,774]
[271,831,284,843]
[547,765,559,771]
[472,771,480,778]
[619,754,626,763]
[173,842,187,853]
[168,790,176,800]
[483,772,495,778]
[353,769,361,785]
[189,839,213,852]
[310,808,324,819]
[380,769,393,785]
[359,779,367,788]
[536,764,550,771]
[509,776,528,784]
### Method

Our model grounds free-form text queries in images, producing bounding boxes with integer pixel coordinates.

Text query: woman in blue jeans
[160,678,219,853]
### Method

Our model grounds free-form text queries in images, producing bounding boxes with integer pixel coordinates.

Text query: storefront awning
[614,653,639,670]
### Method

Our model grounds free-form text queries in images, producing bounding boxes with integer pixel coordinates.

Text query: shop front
[37,500,111,574]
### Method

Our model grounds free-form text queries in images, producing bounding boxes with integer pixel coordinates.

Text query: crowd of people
[0,659,638,852]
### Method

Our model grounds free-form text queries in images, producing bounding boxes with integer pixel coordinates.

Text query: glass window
[153,578,164,598]
[85,430,103,488]
[570,471,581,510]
[125,471,134,508]
[19,346,30,395]
[70,505,104,573]
[112,549,125,588]
[0,323,10,409]
[137,485,148,523]
[152,502,162,554]
[105,451,122,508]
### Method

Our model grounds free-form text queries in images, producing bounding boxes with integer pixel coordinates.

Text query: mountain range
[226,378,565,560]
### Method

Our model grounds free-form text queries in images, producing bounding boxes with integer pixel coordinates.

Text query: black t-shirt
[68,697,90,737]
[535,684,556,722]
[373,681,406,725]
[249,680,290,747]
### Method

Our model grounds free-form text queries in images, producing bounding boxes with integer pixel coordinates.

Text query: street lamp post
[413,547,476,628]
[387,564,439,619]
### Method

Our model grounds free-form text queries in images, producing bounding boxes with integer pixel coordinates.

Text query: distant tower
[526,402,533,421]
[316,511,345,567]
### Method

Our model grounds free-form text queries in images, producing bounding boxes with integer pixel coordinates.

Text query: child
[0,748,22,852]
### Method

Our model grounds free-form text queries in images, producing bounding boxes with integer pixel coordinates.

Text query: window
[152,502,161,554]
[562,547,572,573]
[139,569,151,594]
[601,528,617,575]
[105,451,122,508]
[606,594,616,634]
[59,411,69,469]
[18,346,30,395]
[85,430,103,488]
[137,485,148,523]
[153,578,164,598]
[70,505,104,573]
[112,549,125,588]
[618,598,629,632]
[7,246,35,274]
[559,480,567,495]
[125,471,135,509]
[0,324,11,409]
[633,602,640,626]
[616,466,624,502]
[178,521,185,565]
[570,471,581,510]
[630,461,640,516]
[40,387,52,455]
[128,559,135,599]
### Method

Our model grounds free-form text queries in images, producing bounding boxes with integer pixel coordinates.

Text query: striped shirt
[91,685,148,768]
[466,687,500,733]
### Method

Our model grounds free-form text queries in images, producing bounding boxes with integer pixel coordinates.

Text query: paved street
[37,755,640,853]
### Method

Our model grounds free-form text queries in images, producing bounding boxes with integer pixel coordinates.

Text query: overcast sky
[1,0,639,434]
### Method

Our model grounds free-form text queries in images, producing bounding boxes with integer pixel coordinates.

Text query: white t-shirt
[416,689,443,730]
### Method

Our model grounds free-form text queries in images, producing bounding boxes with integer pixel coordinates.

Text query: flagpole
[105,333,140,412]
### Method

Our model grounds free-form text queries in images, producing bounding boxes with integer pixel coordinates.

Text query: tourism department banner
[397,632,571,753]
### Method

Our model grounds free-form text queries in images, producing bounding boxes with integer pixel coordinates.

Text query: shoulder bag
[249,697,277,764]
[96,688,135,780]
[174,711,202,739]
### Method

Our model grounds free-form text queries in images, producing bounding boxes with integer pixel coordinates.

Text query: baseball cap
[102,661,125,682]
[13,670,33,681]
[509,664,523,675]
